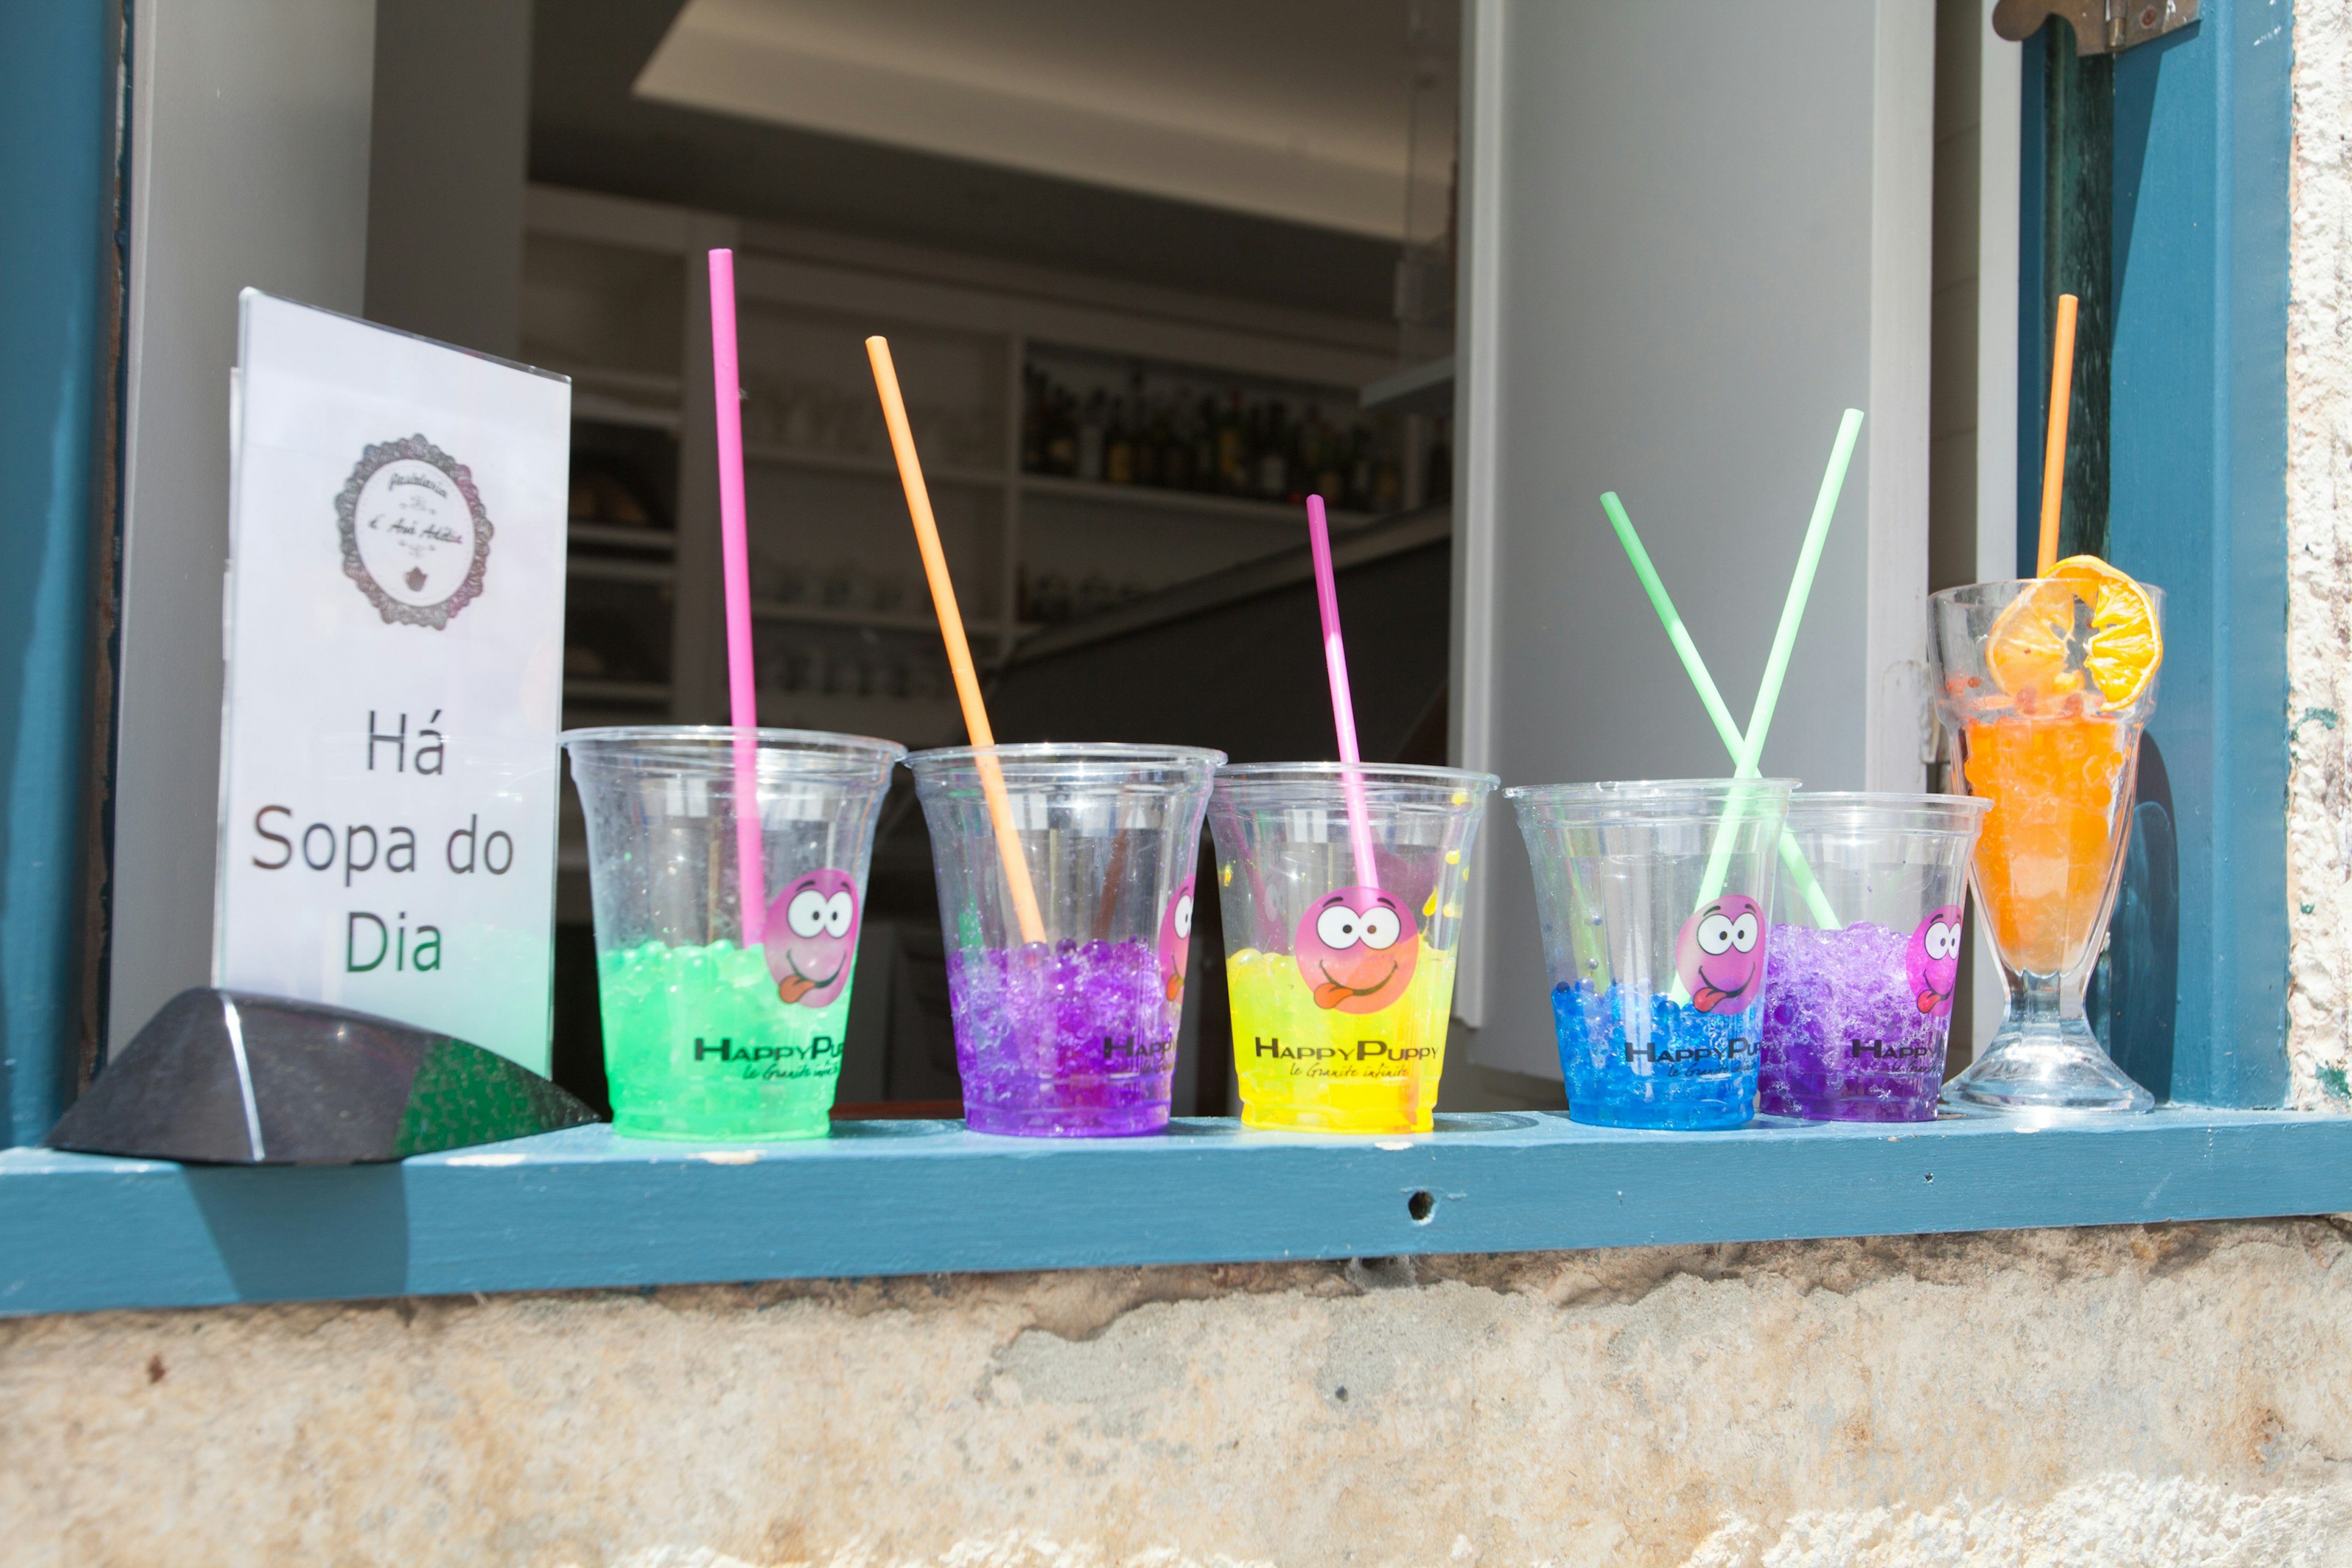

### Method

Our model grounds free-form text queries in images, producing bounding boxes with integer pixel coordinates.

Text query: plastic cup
[907,743,1223,1137]
[1206,763,1498,1134]
[563,726,905,1140]
[1509,778,1796,1130]
[1756,793,1991,1121]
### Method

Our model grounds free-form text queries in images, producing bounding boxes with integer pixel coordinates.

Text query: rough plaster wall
[2290,0,2352,1108]
[3,1221,2350,1567]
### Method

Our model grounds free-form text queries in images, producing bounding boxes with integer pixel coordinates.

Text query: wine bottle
[1106,396,1134,484]
[1078,390,1106,481]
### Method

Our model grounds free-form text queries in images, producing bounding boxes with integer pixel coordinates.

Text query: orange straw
[866,336,1048,946]
[2036,293,2080,576]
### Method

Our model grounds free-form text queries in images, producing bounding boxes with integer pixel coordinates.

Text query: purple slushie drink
[909,743,1223,1139]
[1754,794,1987,1122]
[1761,918,1955,1120]
[948,940,1175,1135]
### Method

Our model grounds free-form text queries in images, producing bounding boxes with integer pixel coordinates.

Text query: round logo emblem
[764,869,862,1009]
[1906,904,1966,1018]
[1158,876,1196,1003]
[336,434,492,629]
[1674,894,1766,1014]
[1293,886,1420,1014]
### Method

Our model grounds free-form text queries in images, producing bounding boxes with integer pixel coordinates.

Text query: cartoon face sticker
[763,869,859,1008]
[1158,878,1196,1003]
[1675,894,1766,1014]
[1293,886,1420,1014]
[1907,904,1965,1017]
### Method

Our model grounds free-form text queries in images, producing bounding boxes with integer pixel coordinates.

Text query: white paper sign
[214,291,570,1073]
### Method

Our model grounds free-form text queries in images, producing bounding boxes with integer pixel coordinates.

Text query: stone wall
[4,1221,2349,1566]
[2290,0,2352,1109]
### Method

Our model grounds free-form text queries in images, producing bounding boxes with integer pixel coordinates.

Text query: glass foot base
[1942,1016,2152,1114]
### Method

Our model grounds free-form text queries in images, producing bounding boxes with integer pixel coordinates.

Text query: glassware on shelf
[1017,355,1450,518]
[737,376,779,447]
[780,383,821,450]
[869,569,910,614]
[1075,573,1118,620]
[907,650,947,701]
[817,559,859,609]
[1025,571,1073,626]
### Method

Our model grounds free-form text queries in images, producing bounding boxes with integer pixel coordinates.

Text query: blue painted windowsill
[5,1106,2350,1316]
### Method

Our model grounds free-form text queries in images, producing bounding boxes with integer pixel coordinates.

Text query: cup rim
[1787,788,1991,808]
[1502,776,1800,802]
[905,741,1227,771]
[560,723,908,763]
[1784,790,1992,829]
[1212,761,1500,790]
[1928,578,2166,610]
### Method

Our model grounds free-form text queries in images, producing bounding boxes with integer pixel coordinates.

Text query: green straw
[1600,491,1839,928]
[1599,405,1866,1008]
[1724,408,1865,789]
[1697,406,1865,910]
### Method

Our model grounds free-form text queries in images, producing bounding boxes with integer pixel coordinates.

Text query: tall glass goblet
[1927,579,2162,1112]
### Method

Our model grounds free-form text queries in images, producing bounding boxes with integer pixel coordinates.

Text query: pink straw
[708,249,766,946]
[1306,497,1380,889]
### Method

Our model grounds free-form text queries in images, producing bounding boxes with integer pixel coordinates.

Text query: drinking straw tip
[1305,492,1378,888]
[2037,297,2081,576]
[707,248,764,943]
[869,335,1047,944]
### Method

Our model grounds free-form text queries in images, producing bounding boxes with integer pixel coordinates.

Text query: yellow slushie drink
[1206,763,1496,1136]
[1226,935,1458,1134]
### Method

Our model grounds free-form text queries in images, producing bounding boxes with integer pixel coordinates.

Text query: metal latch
[1991,0,2198,54]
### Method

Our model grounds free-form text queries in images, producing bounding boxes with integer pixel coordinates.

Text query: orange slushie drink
[1961,704,2135,976]
[1928,559,2162,1112]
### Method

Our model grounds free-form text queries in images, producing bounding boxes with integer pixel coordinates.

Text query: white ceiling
[635,0,1455,239]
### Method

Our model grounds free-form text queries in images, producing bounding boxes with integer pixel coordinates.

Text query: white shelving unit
[523,183,1402,748]
[1016,472,1366,528]
[745,442,1006,491]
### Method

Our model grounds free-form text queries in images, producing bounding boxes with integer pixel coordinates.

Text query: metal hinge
[1991,0,2198,55]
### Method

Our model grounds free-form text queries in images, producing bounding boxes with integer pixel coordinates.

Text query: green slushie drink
[564,726,903,1140]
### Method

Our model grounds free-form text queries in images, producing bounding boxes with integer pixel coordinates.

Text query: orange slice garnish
[1983,555,2162,707]
[2050,555,2163,705]
[1984,577,2081,698]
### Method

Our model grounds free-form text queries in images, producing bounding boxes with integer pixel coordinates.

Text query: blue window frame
[0,0,2327,1317]
[2018,0,2291,1107]
[0,0,108,1150]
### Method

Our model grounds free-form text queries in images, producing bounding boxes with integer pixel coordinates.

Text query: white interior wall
[1451,0,1936,1076]
[1972,1,2023,1057]
[112,0,377,1052]
[364,0,532,358]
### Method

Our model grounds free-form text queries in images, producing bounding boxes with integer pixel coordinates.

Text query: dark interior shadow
[826,1117,956,1139]
[2090,732,2179,1101]
[1430,1112,1539,1134]
[986,510,1450,763]
[1182,835,1232,1117]
[1158,1117,1248,1137]
[183,1164,412,1301]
